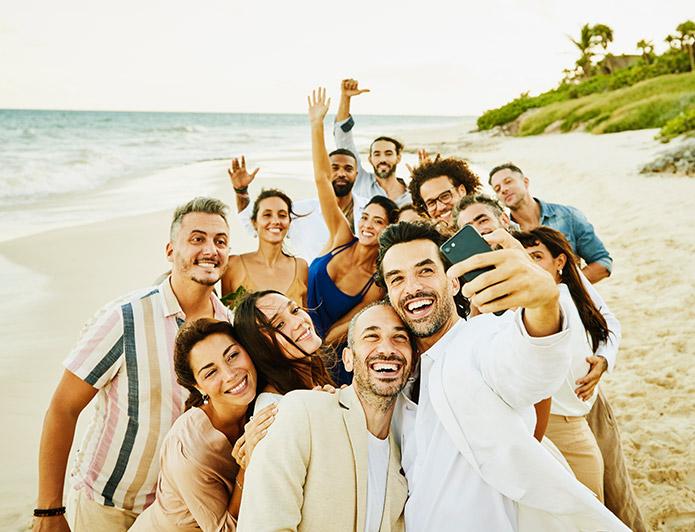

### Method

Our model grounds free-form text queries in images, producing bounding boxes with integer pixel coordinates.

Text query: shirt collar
[535,197,555,223]
[420,316,465,362]
[159,276,228,321]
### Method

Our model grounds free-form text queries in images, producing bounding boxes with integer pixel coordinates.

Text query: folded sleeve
[63,301,125,389]
[333,115,373,195]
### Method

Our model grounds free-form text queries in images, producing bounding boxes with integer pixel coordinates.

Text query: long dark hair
[174,318,252,410]
[513,227,610,352]
[234,290,335,394]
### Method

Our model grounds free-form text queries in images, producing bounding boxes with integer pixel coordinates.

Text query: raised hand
[227,155,259,191]
[341,78,370,98]
[307,87,331,125]
[406,148,436,175]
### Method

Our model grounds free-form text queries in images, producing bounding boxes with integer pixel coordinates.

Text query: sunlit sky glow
[1,0,692,115]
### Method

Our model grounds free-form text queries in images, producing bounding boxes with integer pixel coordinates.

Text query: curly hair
[408,157,482,215]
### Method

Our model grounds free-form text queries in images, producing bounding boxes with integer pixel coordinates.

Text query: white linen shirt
[394,307,571,532]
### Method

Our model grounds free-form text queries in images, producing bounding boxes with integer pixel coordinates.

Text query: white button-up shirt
[400,321,519,531]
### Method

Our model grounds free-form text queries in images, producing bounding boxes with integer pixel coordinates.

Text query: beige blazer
[237,386,406,532]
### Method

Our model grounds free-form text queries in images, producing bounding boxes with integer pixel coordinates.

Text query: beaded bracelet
[33,507,66,517]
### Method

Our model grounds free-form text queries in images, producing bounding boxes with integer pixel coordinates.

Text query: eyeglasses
[424,188,456,214]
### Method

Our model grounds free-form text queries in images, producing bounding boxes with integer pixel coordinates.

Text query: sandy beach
[1,123,694,531]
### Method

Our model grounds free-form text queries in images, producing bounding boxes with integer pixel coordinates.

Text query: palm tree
[665,34,681,51]
[591,24,614,51]
[636,39,655,63]
[570,24,595,78]
[676,20,695,71]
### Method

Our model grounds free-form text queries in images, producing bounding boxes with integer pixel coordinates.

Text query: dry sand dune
[1,124,693,530]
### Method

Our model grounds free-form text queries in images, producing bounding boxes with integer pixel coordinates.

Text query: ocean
[0,109,468,241]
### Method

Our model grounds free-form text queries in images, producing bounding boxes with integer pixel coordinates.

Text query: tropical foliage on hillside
[477,20,695,141]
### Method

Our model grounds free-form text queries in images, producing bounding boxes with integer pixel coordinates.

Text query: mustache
[366,353,408,366]
[400,290,437,305]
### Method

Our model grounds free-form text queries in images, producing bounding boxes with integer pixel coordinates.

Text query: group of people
[32,80,646,531]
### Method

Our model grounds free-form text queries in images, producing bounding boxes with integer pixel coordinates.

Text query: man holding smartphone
[376,221,628,531]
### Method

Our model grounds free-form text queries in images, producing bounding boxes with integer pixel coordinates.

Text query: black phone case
[440,225,494,283]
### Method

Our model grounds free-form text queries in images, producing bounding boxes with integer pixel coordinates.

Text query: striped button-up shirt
[64,277,232,513]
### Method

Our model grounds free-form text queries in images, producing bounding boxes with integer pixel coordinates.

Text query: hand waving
[307,87,331,125]
[341,79,370,98]
[406,148,435,175]
[227,155,259,191]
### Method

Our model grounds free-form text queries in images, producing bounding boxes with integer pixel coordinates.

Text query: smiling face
[369,140,401,179]
[343,304,412,401]
[456,203,509,235]
[357,203,390,246]
[190,332,257,408]
[330,154,358,197]
[420,175,466,224]
[167,212,229,286]
[255,292,322,359]
[490,168,529,210]
[252,196,290,244]
[381,239,458,339]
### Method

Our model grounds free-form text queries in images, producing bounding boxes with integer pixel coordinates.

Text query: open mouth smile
[368,359,405,380]
[225,375,249,395]
[403,297,435,318]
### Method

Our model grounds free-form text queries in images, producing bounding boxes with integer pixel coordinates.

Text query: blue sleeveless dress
[306,238,376,339]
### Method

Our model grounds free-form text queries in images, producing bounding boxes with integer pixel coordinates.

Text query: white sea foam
[0,110,466,241]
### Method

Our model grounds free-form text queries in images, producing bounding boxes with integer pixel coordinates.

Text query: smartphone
[440,225,494,283]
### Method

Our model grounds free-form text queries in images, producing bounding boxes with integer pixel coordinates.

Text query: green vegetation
[658,106,695,142]
[477,20,695,141]
[515,74,695,136]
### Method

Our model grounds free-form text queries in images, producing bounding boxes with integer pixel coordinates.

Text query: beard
[374,162,396,179]
[353,353,409,406]
[396,290,454,338]
[332,178,354,197]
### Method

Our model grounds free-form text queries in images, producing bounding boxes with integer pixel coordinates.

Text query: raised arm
[334,79,371,184]
[228,156,259,213]
[308,87,353,247]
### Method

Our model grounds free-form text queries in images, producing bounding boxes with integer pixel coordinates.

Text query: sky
[1,0,692,116]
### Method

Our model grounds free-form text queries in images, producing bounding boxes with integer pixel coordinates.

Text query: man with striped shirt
[33,197,233,532]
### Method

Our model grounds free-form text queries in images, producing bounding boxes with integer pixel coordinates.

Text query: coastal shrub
[658,106,695,142]
[477,48,693,131]
[514,73,695,135]
[594,93,695,133]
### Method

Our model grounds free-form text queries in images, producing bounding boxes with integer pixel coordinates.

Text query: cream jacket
[238,385,406,532]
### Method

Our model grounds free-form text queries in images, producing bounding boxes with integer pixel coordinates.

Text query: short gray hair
[170,197,229,240]
[452,194,505,225]
[346,300,392,349]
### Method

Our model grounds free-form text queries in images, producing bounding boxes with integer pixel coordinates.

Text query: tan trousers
[587,389,647,532]
[546,414,605,502]
[67,487,138,532]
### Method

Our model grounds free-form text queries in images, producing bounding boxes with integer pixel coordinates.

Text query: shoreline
[2,123,694,530]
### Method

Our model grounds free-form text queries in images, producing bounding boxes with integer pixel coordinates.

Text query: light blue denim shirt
[535,198,613,272]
